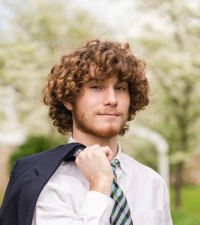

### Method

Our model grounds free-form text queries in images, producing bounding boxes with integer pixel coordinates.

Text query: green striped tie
[110,159,133,225]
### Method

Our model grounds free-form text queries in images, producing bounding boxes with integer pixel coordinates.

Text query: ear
[63,100,73,111]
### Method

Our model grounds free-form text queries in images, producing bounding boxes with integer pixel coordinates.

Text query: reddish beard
[72,102,128,138]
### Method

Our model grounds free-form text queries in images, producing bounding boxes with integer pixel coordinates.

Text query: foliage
[119,134,158,172]
[171,211,200,225]
[0,0,109,136]
[170,186,200,225]
[8,135,67,173]
[133,0,200,158]
[0,192,4,207]
[127,0,200,209]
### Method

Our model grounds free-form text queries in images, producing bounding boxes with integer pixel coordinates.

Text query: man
[0,39,173,225]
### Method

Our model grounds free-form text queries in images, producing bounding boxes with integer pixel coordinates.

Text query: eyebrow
[88,78,128,85]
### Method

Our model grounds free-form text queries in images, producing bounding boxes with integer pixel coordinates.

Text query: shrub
[9,135,66,173]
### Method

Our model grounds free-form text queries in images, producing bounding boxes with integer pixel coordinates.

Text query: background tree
[0,0,110,147]
[127,0,200,210]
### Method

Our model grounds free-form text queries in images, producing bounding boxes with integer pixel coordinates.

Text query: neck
[72,131,118,161]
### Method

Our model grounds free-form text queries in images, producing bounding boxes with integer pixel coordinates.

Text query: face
[64,73,130,138]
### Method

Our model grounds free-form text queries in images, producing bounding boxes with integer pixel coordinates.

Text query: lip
[99,114,118,117]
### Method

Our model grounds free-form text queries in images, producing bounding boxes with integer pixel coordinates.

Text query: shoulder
[12,145,65,177]
[121,152,167,187]
[18,144,64,163]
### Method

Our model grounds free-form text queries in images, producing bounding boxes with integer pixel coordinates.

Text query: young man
[0,39,173,225]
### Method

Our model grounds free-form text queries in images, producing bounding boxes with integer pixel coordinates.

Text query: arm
[32,145,115,225]
[32,191,114,225]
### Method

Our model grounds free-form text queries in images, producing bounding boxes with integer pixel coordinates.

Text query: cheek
[122,95,130,109]
[78,95,100,111]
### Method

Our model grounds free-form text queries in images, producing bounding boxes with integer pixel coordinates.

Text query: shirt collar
[68,135,127,174]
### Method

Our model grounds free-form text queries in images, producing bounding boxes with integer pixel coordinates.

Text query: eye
[116,87,126,91]
[91,86,101,90]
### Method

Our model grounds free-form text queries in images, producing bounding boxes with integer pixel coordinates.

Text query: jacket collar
[35,142,86,175]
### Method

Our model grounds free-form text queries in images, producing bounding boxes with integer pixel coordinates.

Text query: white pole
[129,125,170,189]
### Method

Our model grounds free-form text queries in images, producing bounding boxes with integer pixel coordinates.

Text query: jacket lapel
[18,142,86,225]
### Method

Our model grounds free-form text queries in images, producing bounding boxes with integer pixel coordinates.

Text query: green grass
[0,186,200,224]
[170,186,200,225]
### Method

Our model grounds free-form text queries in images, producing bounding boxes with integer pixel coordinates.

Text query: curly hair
[42,38,150,136]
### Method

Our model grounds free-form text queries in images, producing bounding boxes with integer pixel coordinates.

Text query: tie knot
[111,159,119,170]
[111,159,119,182]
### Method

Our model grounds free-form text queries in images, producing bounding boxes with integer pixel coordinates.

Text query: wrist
[89,179,113,197]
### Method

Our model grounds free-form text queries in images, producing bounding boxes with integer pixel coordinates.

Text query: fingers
[74,144,115,190]
[86,144,113,157]
[100,146,113,162]
[76,144,113,162]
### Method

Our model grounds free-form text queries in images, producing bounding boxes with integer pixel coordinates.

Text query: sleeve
[164,183,173,225]
[0,160,19,223]
[32,191,115,225]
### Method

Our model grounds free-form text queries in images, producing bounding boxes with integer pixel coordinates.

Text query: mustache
[98,111,122,116]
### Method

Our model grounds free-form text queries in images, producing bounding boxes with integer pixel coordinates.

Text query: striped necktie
[110,159,133,225]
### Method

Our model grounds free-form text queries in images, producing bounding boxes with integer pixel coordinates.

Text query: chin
[93,125,120,138]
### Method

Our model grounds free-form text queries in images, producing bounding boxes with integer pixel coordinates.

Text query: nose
[103,88,118,106]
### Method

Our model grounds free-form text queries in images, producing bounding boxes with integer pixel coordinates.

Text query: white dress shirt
[32,136,173,225]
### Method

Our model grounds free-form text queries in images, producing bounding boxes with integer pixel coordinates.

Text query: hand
[75,144,114,196]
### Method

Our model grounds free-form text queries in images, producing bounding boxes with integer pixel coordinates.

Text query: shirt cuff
[79,191,115,221]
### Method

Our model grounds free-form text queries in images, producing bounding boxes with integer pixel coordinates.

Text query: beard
[72,102,128,138]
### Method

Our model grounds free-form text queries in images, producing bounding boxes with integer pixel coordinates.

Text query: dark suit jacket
[0,142,86,225]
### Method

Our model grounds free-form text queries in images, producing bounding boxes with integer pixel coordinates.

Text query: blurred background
[0,0,200,224]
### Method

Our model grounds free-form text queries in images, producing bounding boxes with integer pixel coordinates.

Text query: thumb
[106,149,113,162]
[107,154,113,162]
[102,146,113,162]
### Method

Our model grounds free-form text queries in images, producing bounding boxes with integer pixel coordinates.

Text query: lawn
[170,186,200,225]
[0,186,200,224]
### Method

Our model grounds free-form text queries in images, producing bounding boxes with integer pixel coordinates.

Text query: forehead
[86,76,129,86]
[87,66,128,84]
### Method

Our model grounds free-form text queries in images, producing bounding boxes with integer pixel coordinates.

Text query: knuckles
[76,144,111,162]
[94,144,100,147]
[91,151,99,157]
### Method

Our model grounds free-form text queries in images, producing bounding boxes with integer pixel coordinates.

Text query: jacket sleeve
[0,160,19,223]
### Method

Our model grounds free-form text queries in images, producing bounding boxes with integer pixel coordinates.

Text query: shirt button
[99,204,104,209]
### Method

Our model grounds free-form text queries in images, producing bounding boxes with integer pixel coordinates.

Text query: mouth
[99,114,118,118]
